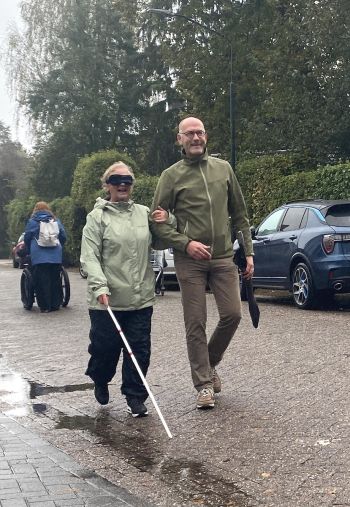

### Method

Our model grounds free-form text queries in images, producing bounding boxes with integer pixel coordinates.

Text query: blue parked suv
[251,199,350,309]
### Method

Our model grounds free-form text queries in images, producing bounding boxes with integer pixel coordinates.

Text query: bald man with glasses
[151,116,254,410]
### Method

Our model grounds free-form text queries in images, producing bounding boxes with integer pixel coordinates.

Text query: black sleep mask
[106,174,133,186]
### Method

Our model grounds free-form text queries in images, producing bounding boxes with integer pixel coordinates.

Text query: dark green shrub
[50,196,86,266]
[315,163,350,199]
[237,156,350,226]
[132,175,159,208]
[5,196,38,243]
[236,154,298,223]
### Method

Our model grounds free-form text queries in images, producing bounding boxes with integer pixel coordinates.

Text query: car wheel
[292,263,315,309]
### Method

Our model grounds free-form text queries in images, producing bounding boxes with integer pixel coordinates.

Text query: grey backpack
[36,219,60,247]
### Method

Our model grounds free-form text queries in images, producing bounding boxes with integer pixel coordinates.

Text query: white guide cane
[106,305,173,439]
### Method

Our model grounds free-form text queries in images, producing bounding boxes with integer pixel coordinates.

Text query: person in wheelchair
[24,201,67,313]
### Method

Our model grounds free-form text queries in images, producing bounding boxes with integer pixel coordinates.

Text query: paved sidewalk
[1,262,350,507]
[0,394,152,507]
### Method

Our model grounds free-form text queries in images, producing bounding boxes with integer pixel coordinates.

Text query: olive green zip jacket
[151,150,253,259]
[81,197,167,311]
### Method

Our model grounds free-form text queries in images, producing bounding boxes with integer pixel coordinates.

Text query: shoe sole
[196,403,215,409]
[95,399,109,405]
[94,388,109,405]
[127,407,148,418]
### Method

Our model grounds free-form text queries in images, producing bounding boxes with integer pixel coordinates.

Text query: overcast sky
[0,0,32,149]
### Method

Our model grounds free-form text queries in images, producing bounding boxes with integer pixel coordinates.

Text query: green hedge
[5,196,38,243]
[132,175,159,209]
[315,163,350,199]
[236,155,350,225]
[50,196,86,265]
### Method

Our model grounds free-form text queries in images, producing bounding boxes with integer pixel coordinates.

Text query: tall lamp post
[148,8,236,169]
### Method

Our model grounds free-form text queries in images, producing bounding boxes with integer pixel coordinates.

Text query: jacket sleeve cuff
[93,287,111,300]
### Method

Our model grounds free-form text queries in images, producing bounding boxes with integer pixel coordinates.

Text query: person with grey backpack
[24,201,67,313]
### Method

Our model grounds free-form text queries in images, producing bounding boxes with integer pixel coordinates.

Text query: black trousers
[31,263,63,311]
[86,307,153,402]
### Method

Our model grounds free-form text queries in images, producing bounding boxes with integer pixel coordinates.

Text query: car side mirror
[250,226,256,239]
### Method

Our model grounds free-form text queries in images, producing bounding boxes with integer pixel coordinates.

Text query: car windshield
[325,204,350,226]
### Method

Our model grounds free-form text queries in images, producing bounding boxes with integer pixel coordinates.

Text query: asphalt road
[0,260,349,507]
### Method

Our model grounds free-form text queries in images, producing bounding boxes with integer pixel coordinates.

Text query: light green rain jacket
[80,197,168,311]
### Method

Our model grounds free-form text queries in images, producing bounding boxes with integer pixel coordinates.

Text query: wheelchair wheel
[61,267,70,307]
[20,268,35,310]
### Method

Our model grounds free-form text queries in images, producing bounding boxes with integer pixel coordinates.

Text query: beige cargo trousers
[174,255,242,391]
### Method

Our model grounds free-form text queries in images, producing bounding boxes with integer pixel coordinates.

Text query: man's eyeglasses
[178,130,206,139]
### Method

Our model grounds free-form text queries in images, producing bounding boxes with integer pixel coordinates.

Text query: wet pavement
[0,367,153,507]
[0,259,350,506]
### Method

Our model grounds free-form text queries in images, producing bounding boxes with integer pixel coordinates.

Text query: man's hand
[98,294,109,306]
[151,206,168,223]
[186,241,212,260]
[242,255,254,279]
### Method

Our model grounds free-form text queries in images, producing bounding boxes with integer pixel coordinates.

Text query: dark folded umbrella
[234,231,260,328]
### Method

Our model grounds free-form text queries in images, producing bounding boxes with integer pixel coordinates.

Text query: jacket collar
[181,148,208,166]
[109,199,134,212]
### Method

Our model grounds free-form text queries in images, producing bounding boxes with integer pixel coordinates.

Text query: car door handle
[289,235,297,240]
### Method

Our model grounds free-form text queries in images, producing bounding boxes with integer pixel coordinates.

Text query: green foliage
[8,0,350,189]
[132,174,159,208]
[29,128,85,201]
[5,196,38,244]
[315,164,350,200]
[71,149,138,213]
[50,196,86,265]
[0,121,31,257]
[147,0,350,163]
[7,0,180,197]
[237,156,350,225]
[236,153,316,222]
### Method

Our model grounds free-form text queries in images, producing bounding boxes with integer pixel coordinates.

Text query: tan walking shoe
[196,387,215,409]
[211,368,222,394]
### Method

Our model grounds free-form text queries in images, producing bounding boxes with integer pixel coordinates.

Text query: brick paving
[0,412,153,506]
[0,260,350,506]
[0,388,153,506]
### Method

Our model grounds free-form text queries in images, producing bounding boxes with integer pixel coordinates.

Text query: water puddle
[0,366,93,417]
[57,413,251,507]
[57,412,160,470]
[0,363,252,506]
[28,381,93,398]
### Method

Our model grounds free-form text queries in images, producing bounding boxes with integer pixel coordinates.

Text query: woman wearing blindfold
[80,161,170,417]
